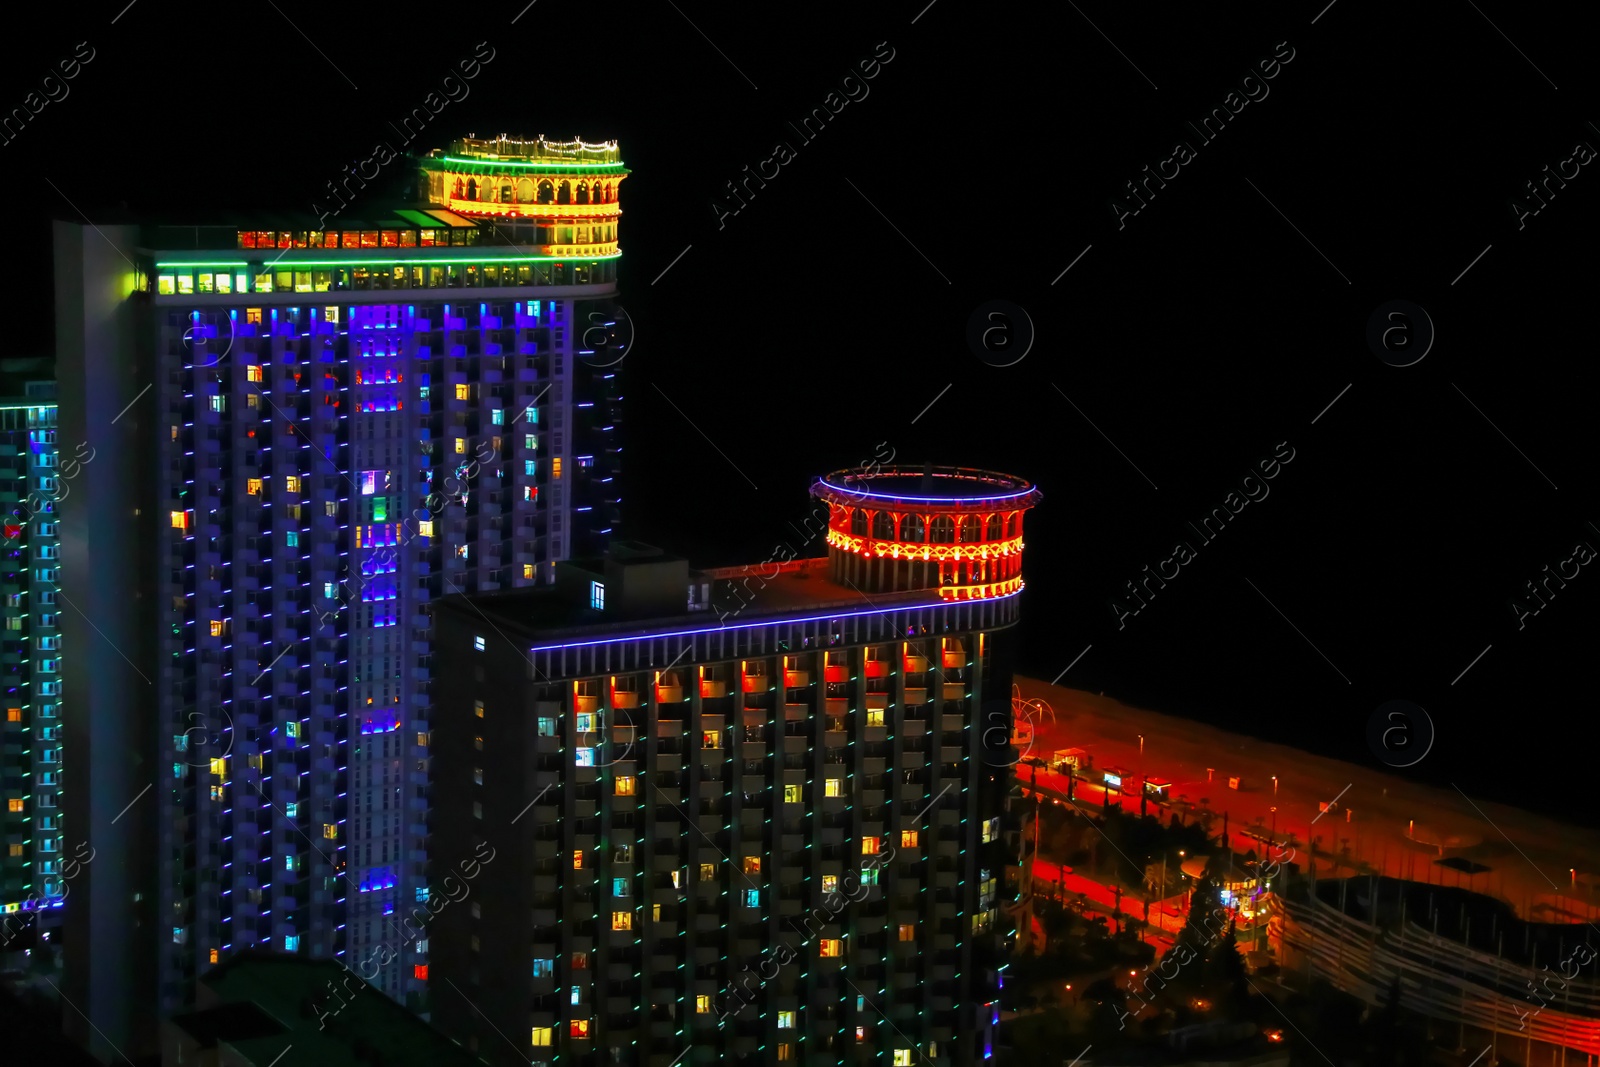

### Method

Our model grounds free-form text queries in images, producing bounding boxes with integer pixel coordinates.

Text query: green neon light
[437,156,627,171]
[155,252,621,269]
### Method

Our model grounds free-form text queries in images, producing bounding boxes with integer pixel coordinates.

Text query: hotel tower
[53,134,628,1059]
[430,465,1040,1066]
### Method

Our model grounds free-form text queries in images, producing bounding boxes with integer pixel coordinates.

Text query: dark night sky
[8,1,1598,820]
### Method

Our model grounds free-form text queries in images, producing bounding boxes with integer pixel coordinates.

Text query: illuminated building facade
[53,134,627,1058]
[0,366,62,931]
[429,466,1040,1067]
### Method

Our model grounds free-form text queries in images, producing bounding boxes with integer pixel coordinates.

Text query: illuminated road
[1012,677,1600,926]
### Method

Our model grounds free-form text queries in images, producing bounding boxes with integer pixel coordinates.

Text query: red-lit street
[1013,677,1600,927]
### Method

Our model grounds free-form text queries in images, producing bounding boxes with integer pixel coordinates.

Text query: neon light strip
[528,585,1023,653]
[155,252,622,269]
[815,478,1036,504]
[440,156,627,170]
[938,577,1024,600]
[825,528,1024,560]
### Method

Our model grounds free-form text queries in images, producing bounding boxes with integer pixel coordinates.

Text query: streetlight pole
[1271,776,1278,796]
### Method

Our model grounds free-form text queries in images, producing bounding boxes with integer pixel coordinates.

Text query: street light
[1138,734,1145,755]
[1271,775,1278,796]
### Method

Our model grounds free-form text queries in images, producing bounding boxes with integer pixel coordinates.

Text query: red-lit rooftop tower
[811,464,1042,600]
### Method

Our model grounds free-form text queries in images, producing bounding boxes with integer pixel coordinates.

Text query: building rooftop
[433,134,623,166]
[180,952,480,1066]
[812,464,1042,510]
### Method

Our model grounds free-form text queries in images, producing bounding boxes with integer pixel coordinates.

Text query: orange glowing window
[247,365,263,383]
[5,709,20,723]
[820,938,842,957]
[862,837,880,855]
[901,830,919,848]
[570,1019,591,1038]
[552,457,562,479]
[209,948,219,964]
[742,856,761,874]
[573,850,584,870]
[7,799,22,813]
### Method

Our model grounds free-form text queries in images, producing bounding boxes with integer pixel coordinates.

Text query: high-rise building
[53,134,628,1060]
[1,361,63,940]
[429,465,1040,1067]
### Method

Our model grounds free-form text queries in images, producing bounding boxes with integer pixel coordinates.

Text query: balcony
[941,683,966,701]
[865,693,888,712]
[783,670,809,688]
[824,664,847,684]
[741,673,769,693]
[904,654,929,674]
[574,694,600,714]
[699,679,728,699]
[904,687,929,705]
[656,684,684,704]
[941,649,965,669]
[864,660,889,680]
[612,690,640,710]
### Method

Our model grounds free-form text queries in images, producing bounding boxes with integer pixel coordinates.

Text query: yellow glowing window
[473,700,484,718]
[455,438,466,455]
[455,384,470,401]
[178,274,194,294]
[323,823,338,839]
[862,837,880,855]
[253,274,272,293]
[247,394,258,409]
[246,307,263,324]
[170,511,188,529]
[5,709,20,723]
[210,948,220,964]
[826,778,843,797]
[157,275,175,295]
[324,306,339,322]
[7,799,22,813]
[247,365,263,383]
[699,863,715,881]
[209,757,227,777]
[652,902,662,921]
[779,1046,794,1062]
[696,994,712,1014]
[552,457,562,479]
[822,874,838,894]
[7,843,21,857]
[615,776,636,796]
[612,911,632,931]
[247,478,262,496]
[216,274,232,294]
[783,784,802,803]
[532,1027,553,1047]
[742,856,761,874]
[867,709,886,726]
[778,1010,794,1028]
[820,938,842,958]
[417,731,429,747]
[285,476,300,493]
[418,521,434,539]
[523,564,534,579]
[901,830,919,848]
[895,1052,913,1066]
[898,924,915,942]
[209,620,223,637]
[198,273,214,293]
[702,730,721,750]
[573,850,584,870]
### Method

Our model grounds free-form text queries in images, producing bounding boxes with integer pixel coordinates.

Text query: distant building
[162,951,482,1066]
[0,359,62,944]
[429,465,1041,1066]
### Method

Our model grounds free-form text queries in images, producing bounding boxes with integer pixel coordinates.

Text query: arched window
[593,181,605,203]
[850,509,867,536]
[929,516,955,543]
[872,511,894,539]
[960,516,982,542]
[465,178,478,201]
[986,514,1003,540]
[499,183,513,203]
[557,180,572,204]
[517,178,535,202]
[899,514,926,543]
[576,182,590,205]
[451,177,465,199]
[1005,512,1020,537]
[537,180,555,204]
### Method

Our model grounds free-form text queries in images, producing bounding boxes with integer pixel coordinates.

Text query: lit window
[589,581,605,610]
[209,948,220,964]
[702,730,721,750]
[246,308,263,324]
[209,757,227,777]
[552,457,562,479]
[209,620,223,637]
[778,1011,794,1029]
[857,1027,866,1040]
[860,866,879,886]
[209,395,225,412]
[531,1027,553,1047]
[744,889,759,907]
[525,459,537,477]
[418,521,434,539]
[537,717,556,736]
[7,799,22,813]
[475,700,485,719]
[525,434,536,449]
[455,384,470,401]
[474,636,486,651]
[573,951,588,969]
[323,823,338,840]
[157,275,175,294]
[826,778,844,798]
[653,902,662,921]
[867,709,886,726]
[613,877,630,897]
[285,475,300,493]
[615,776,636,796]
[247,365,263,383]
[178,274,194,294]
[7,844,21,857]
[699,863,715,881]
[455,438,466,455]
[575,747,595,766]
[247,478,262,496]
[898,924,915,942]
[822,874,838,895]
[533,958,553,977]
[524,564,535,579]
[325,306,339,322]
[170,510,189,529]
[573,851,584,870]
[983,816,999,844]
[895,1051,914,1066]
[286,531,298,547]
[571,985,582,1005]
[778,1046,793,1062]
[742,856,761,874]
[862,837,880,855]
[696,995,712,1014]
[783,784,802,803]
[492,409,504,425]
[820,939,842,957]
[611,911,632,931]
[571,1019,591,1039]
[901,830,919,848]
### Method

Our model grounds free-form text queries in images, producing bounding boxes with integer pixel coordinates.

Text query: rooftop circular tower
[811,464,1042,600]
[418,134,628,258]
